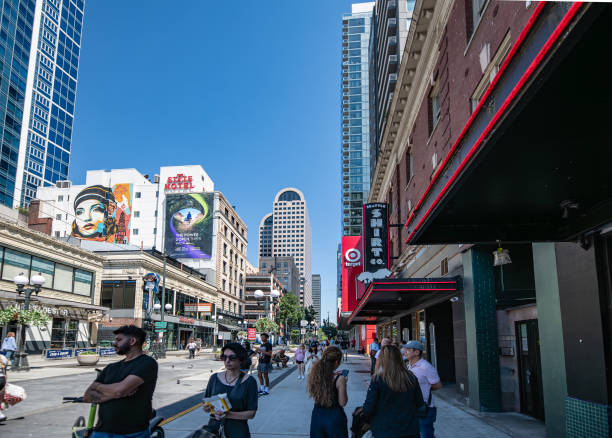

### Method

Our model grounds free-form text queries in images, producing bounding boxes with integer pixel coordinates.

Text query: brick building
[350,1,612,436]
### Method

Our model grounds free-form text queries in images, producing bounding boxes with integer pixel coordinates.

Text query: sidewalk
[162,353,534,438]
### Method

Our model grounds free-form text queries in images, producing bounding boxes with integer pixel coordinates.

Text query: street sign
[248,327,257,341]
[154,328,167,333]
[300,320,308,327]
[300,328,306,335]
[155,321,168,329]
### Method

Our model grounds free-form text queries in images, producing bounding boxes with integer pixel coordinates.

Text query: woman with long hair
[361,345,424,438]
[307,346,348,438]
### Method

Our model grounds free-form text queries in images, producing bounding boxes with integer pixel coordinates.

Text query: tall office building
[312,274,321,325]
[258,213,273,258]
[341,2,375,236]
[369,0,414,178]
[258,187,312,307]
[0,0,86,207]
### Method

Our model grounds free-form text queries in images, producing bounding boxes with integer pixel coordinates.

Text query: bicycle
[63,396,165,438]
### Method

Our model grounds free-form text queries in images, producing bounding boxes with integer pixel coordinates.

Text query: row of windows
[0,246,93,296]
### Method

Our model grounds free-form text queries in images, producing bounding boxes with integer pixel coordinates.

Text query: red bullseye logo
[344,248,361,266]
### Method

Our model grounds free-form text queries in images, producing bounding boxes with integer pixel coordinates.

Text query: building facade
[244,273,285,326]
[0,216,105,353]
[312,274,321,325]
[368,0,413,179]
[259,256,299,297]
[341,2,375,236]
[353,1,612,436]
[259,187,312,307]
[258,213,273,258]
[0,0,87,207]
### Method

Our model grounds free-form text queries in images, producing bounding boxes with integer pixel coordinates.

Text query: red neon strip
[348,282,376,324]
[372,288,457,292]
[373,281,457,285]
[404,2,548,230]
[405,2,583,243]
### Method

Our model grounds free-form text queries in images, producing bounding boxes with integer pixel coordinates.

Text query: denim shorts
[257,362,272,373]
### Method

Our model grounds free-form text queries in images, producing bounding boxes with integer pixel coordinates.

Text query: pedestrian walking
[369,337,380,375]
[83,325,158,437]
[361,345,424,438]
[350,338,356,351]
[405,341,442,438]
[196,338,202,356]
[295,344,306,380]
[199,343,258,438]
[304,345,318,377]
[307,346,348,438]
[186,338,197,359]
[256,333,273,395]
[241,342,256,374]
[0,353,8,422]
[0,332,17,366]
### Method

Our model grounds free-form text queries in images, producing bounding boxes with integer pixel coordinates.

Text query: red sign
[247,327,257,341]
[165,174,194,191]
[342,236,363,312]
[179,316,195,324]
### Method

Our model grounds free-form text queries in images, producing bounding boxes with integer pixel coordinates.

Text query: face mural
[70,184,133,243]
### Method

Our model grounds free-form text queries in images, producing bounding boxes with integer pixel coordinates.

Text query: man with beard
[83,325,158,437]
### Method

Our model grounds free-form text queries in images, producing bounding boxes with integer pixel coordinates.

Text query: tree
[321,322,338,340]
[276,292,302,328]
[255,317,279,335]
[303,305,317,325]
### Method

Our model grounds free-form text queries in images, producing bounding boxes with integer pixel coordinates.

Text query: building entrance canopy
[348,277,461,325]
[404,4,611,245]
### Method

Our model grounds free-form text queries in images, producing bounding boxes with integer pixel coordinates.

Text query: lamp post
[13,272,45,371]
[212,308,224,351]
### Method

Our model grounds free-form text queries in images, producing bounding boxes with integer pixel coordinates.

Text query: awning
[219,323,241,332]
[348,277,461,325]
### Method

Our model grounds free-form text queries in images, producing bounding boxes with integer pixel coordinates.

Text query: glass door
[516,319,545,420]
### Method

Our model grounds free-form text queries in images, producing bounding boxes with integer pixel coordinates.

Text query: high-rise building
[258,213,273,258]
[312,274,321,325]
[369,0,414,179]
[0,0,87,207]
[259,256,300,297]
[258,187,312,307]
[341,2,375,236]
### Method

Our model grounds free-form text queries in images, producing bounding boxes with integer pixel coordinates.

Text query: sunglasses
[220,354,239,362]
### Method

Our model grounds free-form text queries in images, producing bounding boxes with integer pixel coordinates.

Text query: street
[0,354,223,437]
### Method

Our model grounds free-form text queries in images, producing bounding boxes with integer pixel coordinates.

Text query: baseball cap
[405,340,424,351]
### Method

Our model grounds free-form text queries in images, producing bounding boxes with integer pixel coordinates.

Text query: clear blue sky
[70,1,359,324]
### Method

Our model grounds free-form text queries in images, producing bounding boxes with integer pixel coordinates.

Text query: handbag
[190,372,245,438]
[3,383,27,408]
[416,388,433,419]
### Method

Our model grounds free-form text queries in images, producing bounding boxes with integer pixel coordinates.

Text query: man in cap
[404,341,442,438]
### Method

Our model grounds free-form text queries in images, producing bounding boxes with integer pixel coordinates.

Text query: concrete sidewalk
[161,354,536,438]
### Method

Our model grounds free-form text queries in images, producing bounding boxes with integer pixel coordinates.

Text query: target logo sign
[344,248,361,267]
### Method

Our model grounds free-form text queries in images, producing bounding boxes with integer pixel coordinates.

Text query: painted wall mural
[70,184,133,243]
[164,192,213,259]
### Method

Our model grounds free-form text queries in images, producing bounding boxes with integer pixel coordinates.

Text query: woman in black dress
[202,343,259,437]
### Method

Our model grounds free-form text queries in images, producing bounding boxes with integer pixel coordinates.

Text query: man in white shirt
[369,337,380,375]
[405,340,442,438]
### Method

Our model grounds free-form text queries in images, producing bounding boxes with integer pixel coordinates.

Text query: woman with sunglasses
[202,342,258,437]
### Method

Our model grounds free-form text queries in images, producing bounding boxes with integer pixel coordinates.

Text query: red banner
[247,327,257,341]
[342,236,363,312]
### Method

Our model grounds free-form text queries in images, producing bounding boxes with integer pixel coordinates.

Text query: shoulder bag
[416,388,433,419]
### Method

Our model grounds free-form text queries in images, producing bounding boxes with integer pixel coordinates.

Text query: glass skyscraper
[341,2,374,236]
[0,0,85,207]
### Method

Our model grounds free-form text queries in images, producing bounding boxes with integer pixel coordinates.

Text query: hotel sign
[165,173,195,191]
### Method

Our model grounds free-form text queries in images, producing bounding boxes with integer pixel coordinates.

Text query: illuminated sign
[184,303,212,313]
[165,174,195,191]
[342,236,363,313]
[363,203,389,272]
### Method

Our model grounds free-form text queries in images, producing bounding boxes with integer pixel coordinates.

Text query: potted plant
[76,350,99,366]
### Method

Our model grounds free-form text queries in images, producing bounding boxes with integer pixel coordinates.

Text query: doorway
[179,329,193,350]
[515,319,545,420]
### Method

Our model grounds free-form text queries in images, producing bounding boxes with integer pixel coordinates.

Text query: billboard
[363,203,389,272]
[341,236,363,313]
[164,193,213,259]
[70,184,133,243]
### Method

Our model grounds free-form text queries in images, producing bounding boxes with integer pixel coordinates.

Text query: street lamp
[212,311,224,351]
[12,272,45,371]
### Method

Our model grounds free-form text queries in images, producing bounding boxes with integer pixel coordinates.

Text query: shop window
[101,280,136,309]
[32,256,54,286]
[54,263,74,292]
[74,269,93,296]
[2,248,31,281]
[50,318,79,348]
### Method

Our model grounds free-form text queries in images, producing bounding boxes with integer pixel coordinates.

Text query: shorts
[257,362,272,373]
[296,360,304,364]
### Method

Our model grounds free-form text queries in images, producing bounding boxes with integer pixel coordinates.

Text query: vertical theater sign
[363,203,390,271]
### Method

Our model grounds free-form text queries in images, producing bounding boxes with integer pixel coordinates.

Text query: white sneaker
[0,412,7,422]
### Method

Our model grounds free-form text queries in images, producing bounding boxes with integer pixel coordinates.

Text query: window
[74,269,93,296]
[405,150,414,182]
[51,318,79,348]
[32,256,54,287]
[133,229,139,235]
[58,195,63,201]
[470,33,512,112]
[134,211,140,218]
[55,231,60,237]
[2,249,31,281]
[223,261,227,274]
[441,257,449,276]
[55,214,61,220]
[467,0,489,40]
[429,83,441,134]
[54,264,73,292]
[222,279,226,291]
[135,192,141,198]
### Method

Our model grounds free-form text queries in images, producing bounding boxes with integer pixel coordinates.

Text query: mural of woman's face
[75,199,106,236]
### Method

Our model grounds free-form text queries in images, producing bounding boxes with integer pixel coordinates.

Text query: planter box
[77,354,100,366]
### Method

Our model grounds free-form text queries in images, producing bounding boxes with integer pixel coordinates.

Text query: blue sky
[70,1,359,323]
